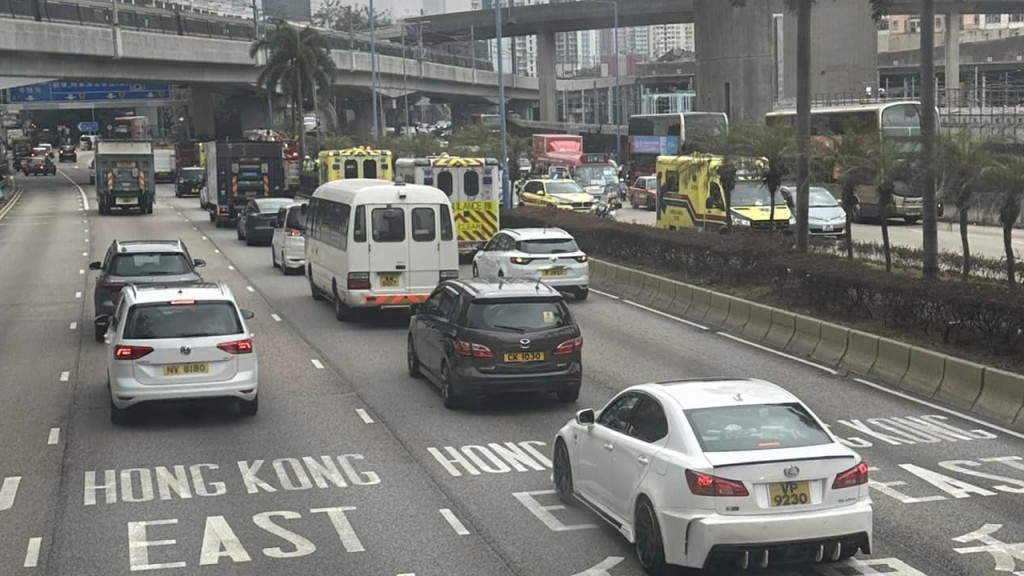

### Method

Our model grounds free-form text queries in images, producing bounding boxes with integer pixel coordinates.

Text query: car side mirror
[89,261,102,270]
[576,409,595,425]
[93,314,111,326]
[193,259,206,268]
[240,309,255,320]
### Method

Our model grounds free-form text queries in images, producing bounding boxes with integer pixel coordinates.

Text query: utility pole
[402,22,410,135]
[370,0,379,141]
[496,1,510,209]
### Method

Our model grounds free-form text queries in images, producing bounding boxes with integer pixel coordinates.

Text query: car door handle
[603,443,614,451]
[637,455,650,465]
[396,265,406,270]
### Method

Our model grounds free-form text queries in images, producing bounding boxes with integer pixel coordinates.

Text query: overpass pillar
[189,86,216,141]
[537,31,558,122]
[945,12,961,97]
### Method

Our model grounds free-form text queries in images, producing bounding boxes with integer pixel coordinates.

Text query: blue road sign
[10,81,172,103]
[78,121,100,133]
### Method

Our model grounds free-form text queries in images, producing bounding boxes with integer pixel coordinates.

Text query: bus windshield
[575,165,617,186]
[730,181,787,208]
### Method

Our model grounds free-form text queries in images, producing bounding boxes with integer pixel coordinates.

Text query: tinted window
[599,395,640,433]
[412,207,436,242]
[517,238,578,254]
[256,198,292,213]
[363,159,378,179]
[437,171,454,196]
[439,205,454,241]
[286,206,307,229]
[372,207,405,242]
[180,169,204,181]
[344,159,358,179]
[111,253,192,276]
[524,182,543,193]
[123,302,242,339]
[686,403,833,452]
[353,206,367,242]
[467,299,573,333]
[808,188,840,207]
[464,171,480,197]
[628,397,668,443]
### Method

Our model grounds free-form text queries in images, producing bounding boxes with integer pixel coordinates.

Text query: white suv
[100,282,258,424]
[472,227,590,300]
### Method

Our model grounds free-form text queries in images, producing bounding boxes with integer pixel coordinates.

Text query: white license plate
[823,225,834,232]
[115,198,137,205]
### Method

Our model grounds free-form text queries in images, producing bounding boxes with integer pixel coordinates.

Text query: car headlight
[732,216,752,226]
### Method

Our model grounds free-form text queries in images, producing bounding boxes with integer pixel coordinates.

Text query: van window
[439,205,454,241]
[363,159,378,179]
[412,207,436,242]
[321,202,350,250]
[344,160,358,179]
[437,171,454,196]
[353,205,366,242]
[464,171,480,197]
[372,207,405,242]
[308,199,321,239]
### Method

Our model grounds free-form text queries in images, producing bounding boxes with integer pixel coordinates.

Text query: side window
[439,205,454,241]
[437,171,454,197]
[309,199,322,240]
[709,183,724,209]
[633,178,643,188]
[464,171,480,197]
[627,397,669,443]
[412,207,436,242]
[665,171,679,194]
[435,290,454,319]
[353,205,366,242]
[276,207,287,227]
[447,292,464,324]
[363,159,378,179]
[371,207,405,242]
[598,394,640,433]
[426,289,452,317]
[102,244,115,271]
[524,182,542,194]
[112,295,127,332]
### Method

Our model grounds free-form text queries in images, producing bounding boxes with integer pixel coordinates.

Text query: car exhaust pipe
[815,544,825,562]
[831,542,842,562]
[759,550,769,569]
[738,550,749,570]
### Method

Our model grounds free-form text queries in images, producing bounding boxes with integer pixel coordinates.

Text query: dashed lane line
[59,371,70,382]
[310,359,325,370]
[246,286,255,293]
[79,269,84,275]
[47,428,59,445]
[355,409,374,424]
[82,252,87,257]
[57,167,90,210]
[201,236,208,241]
[23,537,41,568]
[228,265,235,271]
[74,292,81,299]
[620,299,709,331]
[271,314,281,322]
[590,288,620,300]
[439,509,470,536]
[69,322,77,331]
[0,476,21,511]
[717,332,838,375]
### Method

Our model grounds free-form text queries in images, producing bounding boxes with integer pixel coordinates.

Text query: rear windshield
[467,299,574,333]
[180,169,204,182]
[124,301,242,339]
[685,403,833,452]
[517,238,578,255]
[111,253,192,276]
[286,207,306,229]
[256,199,292,214]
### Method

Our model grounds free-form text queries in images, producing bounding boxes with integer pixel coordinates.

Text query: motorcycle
[594,201,617,221]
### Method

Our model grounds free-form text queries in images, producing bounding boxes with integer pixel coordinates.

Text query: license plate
[504,351,545,363]
[542,268,567,277]
[115,197,137,205]
[379,273,400,287]
[163,362,209,376]
[823,225,834,232]
[769,481,811,507]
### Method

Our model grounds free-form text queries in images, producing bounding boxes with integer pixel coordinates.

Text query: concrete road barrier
[899,347,946,398]
[622,269,647,300]
[667,282,692,318]
[765,310,796,350]
[637,272,659,305]
[935,357,985,410]
[589,260,609,286]
[688,287,712,322]
[973,368,1024,425]
[602,263,629,296]
[840,330,879,376]
[704,293,731,327]
[785,315,821,358]
[811,323,849,366]
[869,338,911,385]
[651,277,676,311]
[742,303,773,342]
[722,297,750,332]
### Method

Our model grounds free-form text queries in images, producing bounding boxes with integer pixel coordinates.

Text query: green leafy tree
[722,123,796,238]
[846,135,916,272]
[250,21,337,157]
[312,0,394,33]
[981,155,1024,287]
[816,132,872,260]
[939,131,993,279]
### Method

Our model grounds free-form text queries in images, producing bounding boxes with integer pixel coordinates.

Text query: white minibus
[304,179,459,320]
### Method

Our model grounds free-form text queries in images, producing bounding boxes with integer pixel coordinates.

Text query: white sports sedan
[551,378,872,574]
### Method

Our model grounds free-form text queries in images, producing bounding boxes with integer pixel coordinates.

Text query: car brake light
[455,340,493,358]
[287,228,303,237]
[510,256,533,265]
[685,469,749,497]
[217,338,253,355]
[832,462,869,489]
[103,282,126,292]
[574,254,588,263]
[348,272,370,290]
[169,300,195,305]
[554,336,583,355]
[114,345,153,360]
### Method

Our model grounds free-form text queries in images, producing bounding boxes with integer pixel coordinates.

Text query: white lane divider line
[59,371,70,382]
[74,292,82,299]
[717,332,838,375]
[228,265,235,271]
[82,252,88,257]
[0,476,22,511]
[271,314,281,322]
[23,537,41,568]
[590,288,620,300]
[311,359,325,370]
[84,229,88,233]
[201,236,207,241]
[79,269,84,275]
[355,409,374,424]
[193,227,198,231]
[214,249,220,254]
[852,377,1024,442]
[59,168,90,210]
[246,286,255,293]
[621,300,709,331]
[439,509,470,535]
[69,322,77,331]
[47,428,60,445]
[83,238,89,243]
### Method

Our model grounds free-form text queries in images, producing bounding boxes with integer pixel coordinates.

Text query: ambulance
[395,155,501,258]
[322,146,394,182]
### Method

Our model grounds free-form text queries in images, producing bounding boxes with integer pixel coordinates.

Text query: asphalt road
[0,153,1021,576]
[615,205,1022,261]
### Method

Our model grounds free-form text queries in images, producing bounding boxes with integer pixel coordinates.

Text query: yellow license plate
[542,268,567,277]
[504,351,546,363]
[379,273,400,287]
[163,363,209,376]
[769,481,811,507]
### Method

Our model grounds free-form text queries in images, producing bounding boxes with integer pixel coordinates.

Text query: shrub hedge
[501,208,1024,361]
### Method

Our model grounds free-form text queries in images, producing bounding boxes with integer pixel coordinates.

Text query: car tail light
[440,270,459,281]
[102,282,126,292]
[574,254,588,263]
[455,340,493,358]
[554,336,583,355]
[217,338,253,355]
[510,256,533,265]
[287,228,303,237]
[832,462,869,489]
[219,206,228,214]
[114,345,153,360]
[685,469,749,497]
[348,272,370,290]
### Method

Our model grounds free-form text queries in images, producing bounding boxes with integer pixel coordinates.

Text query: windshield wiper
[491,324,527,333]
[176,332,220,338]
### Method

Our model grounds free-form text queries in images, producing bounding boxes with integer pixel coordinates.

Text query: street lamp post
[370,0,379,141]
[593,1,620,166]
[496,2,511,208]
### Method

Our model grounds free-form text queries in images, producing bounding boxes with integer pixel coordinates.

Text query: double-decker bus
[626,112,729,180]
[765,100,939,223]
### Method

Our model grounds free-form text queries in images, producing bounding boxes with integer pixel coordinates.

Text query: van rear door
[407,205,443,293]
[368,205,410,293]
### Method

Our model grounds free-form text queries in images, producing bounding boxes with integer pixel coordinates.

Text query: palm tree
[940,131,991,279]
[250,21,337,158]
[816,132,871,260]
[982,155,1024,288]
[847,134,916,272]
[723,123,796,238]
